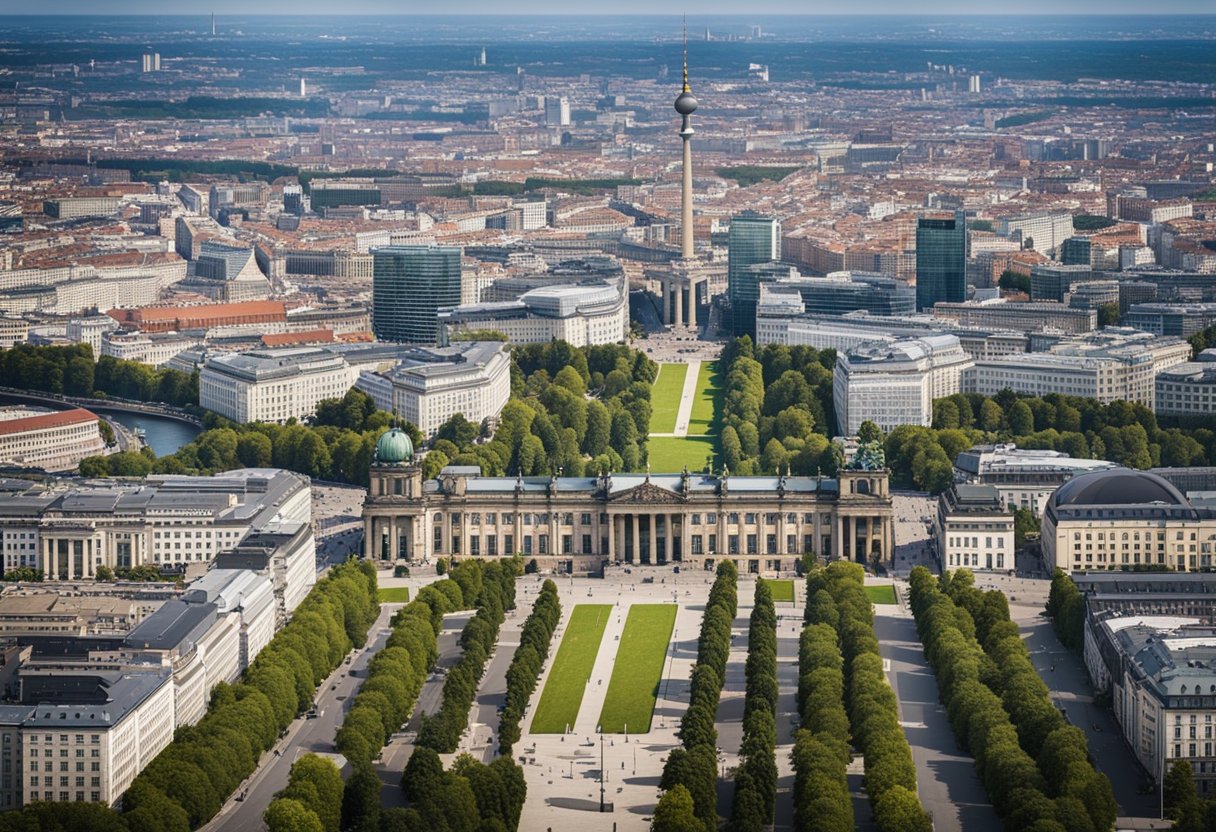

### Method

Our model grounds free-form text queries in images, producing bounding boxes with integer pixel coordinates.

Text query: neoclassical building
[362,428,894,574]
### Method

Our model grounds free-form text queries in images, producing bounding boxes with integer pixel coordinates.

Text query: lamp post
[598,724,606,812]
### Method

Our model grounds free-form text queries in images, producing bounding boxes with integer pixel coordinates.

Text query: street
[202,603,404,832]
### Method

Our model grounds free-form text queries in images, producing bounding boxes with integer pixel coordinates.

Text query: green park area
[377,587,411,603]
[866,584,898,605]
[650,363,689,434]
[530,604,612,733]
[687,361,720,436]
[768,579,795,603]
[598,604,678,733]
[646,436,716,473]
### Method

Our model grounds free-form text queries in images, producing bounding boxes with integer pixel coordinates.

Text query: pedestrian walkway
[672,359,700,438]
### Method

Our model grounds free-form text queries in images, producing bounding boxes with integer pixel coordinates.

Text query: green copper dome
[374,428,414,465]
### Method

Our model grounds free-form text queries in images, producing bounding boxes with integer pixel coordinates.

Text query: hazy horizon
[5,5,1215,15]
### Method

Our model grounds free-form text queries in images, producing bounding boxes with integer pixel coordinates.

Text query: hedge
[793,606,853,832]
[499,579,561,756]
[910,567,1117,832]
[657,560,737,832]
[395,746,528,832]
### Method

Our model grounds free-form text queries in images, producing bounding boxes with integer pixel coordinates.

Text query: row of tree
[1046,569,1085,653]
[717,337,840,477]
[727,578,779,832]
[792,621,853,832]
[498,579,561,757]
[811,563,930,831]
[0,344,197,407]
[417,561,516,752]
[655,560,738,832]
[102,560,380,832]
[333,588,440,766]
[909,567,1117,832]
[263,754,344,832]
[886,390,1216,494]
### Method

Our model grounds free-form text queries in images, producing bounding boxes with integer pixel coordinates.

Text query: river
[97,410,201,456]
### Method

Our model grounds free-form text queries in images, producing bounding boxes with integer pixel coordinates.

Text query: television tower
[674,20,698,260]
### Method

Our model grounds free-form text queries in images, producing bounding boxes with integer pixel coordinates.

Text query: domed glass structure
[374,428,414,466]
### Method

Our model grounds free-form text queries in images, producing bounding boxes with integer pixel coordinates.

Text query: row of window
[435,531,825,557]
[434,511,833,527]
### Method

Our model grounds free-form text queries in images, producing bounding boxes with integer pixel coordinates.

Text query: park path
[573,603,631,734]
[875,605,998,832]
[672,359,700,438]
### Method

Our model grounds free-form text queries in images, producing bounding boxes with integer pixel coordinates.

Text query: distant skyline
[5,3,1215,14]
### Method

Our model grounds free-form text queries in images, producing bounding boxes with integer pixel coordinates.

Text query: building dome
[374,428,414,466]
[1049,468,1189,509]
[674,90,698,116]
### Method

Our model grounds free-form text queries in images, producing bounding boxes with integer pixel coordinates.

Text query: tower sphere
[674,90,698,116]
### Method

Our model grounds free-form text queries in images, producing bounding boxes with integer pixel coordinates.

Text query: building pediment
[611,482,686,505]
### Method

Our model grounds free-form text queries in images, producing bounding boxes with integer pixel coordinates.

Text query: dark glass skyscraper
[915,211,967,311]
[728,211,781,338]
[372,245,462,343]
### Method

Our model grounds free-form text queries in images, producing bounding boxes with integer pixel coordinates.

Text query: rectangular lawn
[768,579,795,603]
[866,584,898,605]
[377,587,411,603]
[649,363,689,434]
[644,436,716,472]
[530,604,613,733]
[598,604,677,733]
[687,361,720,437]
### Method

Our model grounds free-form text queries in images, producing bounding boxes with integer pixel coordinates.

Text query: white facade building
[966,329,1192,408]
[200,347,357,423]
[354,342,511,438]
[0,468,310,576]
[934,483,1015,572]
[953,443,1119,515]
[65,316,119,359]
[0,408,107,473]
[438,280,628,348]
[833,334,974,434]
[100,330,202,367]
[1156,351,1216,419]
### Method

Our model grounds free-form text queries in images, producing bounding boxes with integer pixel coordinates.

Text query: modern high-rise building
[544,96,570,126]
[372,245,462,343]
[915,211,966,311]
[727,211,781,338]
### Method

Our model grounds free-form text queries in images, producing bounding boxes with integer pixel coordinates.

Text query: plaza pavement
[515,572,711,831]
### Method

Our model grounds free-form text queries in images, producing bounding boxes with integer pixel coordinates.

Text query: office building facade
[372,246,463,344]
[727,212,780,338]
[915,212,966,311]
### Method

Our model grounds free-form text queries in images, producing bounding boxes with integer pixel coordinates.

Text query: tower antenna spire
[682,15,690,92]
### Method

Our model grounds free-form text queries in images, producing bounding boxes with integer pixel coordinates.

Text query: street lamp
[598,724,606,812]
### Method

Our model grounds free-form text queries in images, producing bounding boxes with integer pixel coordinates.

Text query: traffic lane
[204,604,401,832]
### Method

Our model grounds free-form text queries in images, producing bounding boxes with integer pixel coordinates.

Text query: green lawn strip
[643,435,716,473]
[530,604,613,733]
[768,579,795,603]
[377,586,411,603]
[865,584,898,605]
[687,361,720,436]
[649,363,689,434]
[598,604,678,733]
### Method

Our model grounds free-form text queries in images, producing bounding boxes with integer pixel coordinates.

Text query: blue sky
[11,2,1216,13]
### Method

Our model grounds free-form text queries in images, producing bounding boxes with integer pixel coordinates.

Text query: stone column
[834,514,843,562]
[687,282,697,329]
[717,512,726,557]
[660,281,669,325]
[631,514,640,564]
[514,512,523,557]
[674,284,683,328]
[607,512,615,560]
[364,515,373,558]
[386,516,396,560]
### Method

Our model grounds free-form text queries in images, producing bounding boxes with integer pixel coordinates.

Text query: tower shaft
[681,135,694,259]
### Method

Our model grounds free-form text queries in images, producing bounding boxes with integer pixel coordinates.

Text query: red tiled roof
[0,408,98,437]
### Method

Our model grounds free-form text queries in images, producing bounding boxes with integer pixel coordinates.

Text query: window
[728,535,739,555]
[747,534,758,555]
[582,534,592,555]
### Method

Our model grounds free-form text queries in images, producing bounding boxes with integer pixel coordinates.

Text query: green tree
[1008,400,1034,436]
[652,784,702,832]
[264,798,324,832]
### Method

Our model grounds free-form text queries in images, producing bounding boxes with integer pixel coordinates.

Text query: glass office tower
[915,211,967,311]
[372,245,463,343]
[728,211,781,338]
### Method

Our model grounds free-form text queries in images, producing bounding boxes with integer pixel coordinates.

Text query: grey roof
[22,671,170,728]
[1050,468,1190,510]
[425,472,838,497]
[124,600,217,652]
